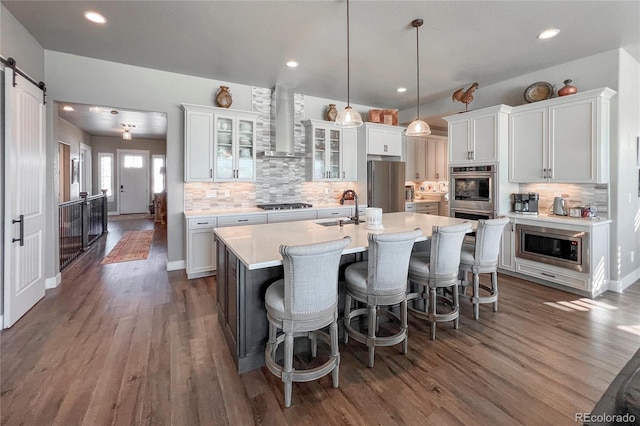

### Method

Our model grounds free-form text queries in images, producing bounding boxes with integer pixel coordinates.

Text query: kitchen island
[214,212,475,373]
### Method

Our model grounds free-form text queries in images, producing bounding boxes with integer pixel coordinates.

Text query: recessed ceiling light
[537,28,560,40]
[111,110,119,115]
[84,11,107,24]
[63,105,74,111]
[286,61,298,68]
[397,87,407,93]
[89,106,102,113]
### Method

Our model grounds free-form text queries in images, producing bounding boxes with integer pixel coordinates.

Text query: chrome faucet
[340,189,360,225]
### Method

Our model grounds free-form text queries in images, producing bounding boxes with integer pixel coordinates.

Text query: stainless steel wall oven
[516,224,589,273]
[449,165,496,216]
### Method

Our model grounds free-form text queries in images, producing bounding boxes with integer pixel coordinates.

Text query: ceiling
[4,0,640,137]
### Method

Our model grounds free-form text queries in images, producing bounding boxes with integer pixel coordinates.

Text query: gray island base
[213,212,475,374]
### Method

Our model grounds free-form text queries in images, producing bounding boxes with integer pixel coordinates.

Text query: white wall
[57,117,91,200]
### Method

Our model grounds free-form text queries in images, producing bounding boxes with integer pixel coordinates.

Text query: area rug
[101,230,154,264]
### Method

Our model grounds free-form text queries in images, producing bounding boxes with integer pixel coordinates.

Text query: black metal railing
[59,190,108,271]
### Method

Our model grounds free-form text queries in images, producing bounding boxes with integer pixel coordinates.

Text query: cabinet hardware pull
[541,272,556,278]
[12,214,24,246]
[543,168,547,178]
[197,222,207,225]
[238,219,249,222]
[549,168,553,179]
[471,150,474,160]
[210,169,213,178]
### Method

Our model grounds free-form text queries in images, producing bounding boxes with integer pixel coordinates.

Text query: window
[123,154,144,168]
[153,155,166,194]
[98,153,114,201]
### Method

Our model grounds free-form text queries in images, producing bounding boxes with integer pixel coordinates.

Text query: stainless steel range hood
[259,85,306,158]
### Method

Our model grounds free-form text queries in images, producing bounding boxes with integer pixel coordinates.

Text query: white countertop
[504,212,611,227]
[185,203,360,218]
[214,212,475,270]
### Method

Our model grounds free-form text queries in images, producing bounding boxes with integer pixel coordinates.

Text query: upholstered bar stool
[265,236,351,408]
[343,229,422,368]
[459,217,509,320]
[407,222,471,340]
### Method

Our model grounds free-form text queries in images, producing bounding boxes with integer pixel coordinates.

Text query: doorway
[117,149,150,214]
[58,142,71,203]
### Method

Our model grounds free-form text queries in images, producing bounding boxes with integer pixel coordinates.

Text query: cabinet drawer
[405,203,416,212]
[515,260,588,290]
[268,210,317,223]
[217,214,267,227]
[317,207,353,219]
[415,202,439,215]
[188,217,218,229]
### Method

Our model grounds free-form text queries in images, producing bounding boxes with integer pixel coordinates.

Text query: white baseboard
[45,273,62,289]
[608,267,640,293]
[107,211,119,216]
[166,260,185,271]
[0,315,3,329]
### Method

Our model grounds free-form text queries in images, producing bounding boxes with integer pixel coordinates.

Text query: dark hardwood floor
[1,218,639,425]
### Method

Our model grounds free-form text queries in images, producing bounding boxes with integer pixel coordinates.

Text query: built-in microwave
[515,224,589,273]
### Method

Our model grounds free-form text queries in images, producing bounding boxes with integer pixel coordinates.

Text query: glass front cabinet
[303,119,357,182]
[214,110,259,182]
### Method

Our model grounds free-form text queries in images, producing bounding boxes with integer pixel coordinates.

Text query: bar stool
[343,229,422,367]
[459,217,509,320]
[407,222,471,340]
[264,236,351,408]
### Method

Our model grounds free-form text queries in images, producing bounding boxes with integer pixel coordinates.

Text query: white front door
[118,150,149,214]
[4,71,47,328]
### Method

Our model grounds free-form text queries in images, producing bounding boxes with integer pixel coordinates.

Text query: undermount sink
[314,218,356,227]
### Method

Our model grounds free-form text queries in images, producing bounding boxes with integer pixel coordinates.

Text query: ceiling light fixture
[63,105,74,111]
[537,28,560,39]
[335,0,363,128]
[406,19,431,137]
[286,61,298,68]
[121,123,135,140]
[84,11,107,24]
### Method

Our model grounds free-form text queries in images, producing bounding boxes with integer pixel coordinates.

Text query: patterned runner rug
[101,230,155,264]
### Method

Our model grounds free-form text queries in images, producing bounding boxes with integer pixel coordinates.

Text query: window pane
[99,154,113,200]
[124,154,143,168]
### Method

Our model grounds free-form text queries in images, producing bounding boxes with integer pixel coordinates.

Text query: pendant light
[406,19,431,137]
[335,0,363,128]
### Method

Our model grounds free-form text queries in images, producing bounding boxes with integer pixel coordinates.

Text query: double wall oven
[449,165,496,221]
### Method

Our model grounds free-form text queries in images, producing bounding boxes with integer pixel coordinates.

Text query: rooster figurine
[452,82,479,111]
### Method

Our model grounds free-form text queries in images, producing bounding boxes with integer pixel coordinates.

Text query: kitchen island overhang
[213,212,476,373]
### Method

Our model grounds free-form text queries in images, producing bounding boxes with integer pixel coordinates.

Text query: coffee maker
[405,185,415,201]
[512,193,539,214]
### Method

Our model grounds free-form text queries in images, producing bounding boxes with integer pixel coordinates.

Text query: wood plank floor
[1,218,639,425]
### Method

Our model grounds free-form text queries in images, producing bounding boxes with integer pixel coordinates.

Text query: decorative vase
[326,104,337,121]
[216,86,233,108]
[558,79,578,97]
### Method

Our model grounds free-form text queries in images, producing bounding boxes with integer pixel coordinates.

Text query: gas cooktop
[256,203,313,211]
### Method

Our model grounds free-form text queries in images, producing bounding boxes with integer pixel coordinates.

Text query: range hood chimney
[259,85,305,158]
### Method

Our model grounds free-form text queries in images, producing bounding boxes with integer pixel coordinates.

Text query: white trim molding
[167,260,185,272]
[45,273,62,289]
[608,267,640,293]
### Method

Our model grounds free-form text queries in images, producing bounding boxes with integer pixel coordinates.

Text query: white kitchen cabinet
[509,87,615,183]
[217,214,267,227]
[186,217,217,279]
[303,120,357,181]
[361,122,404,156]
[405,202,416,212]
[317,207,353,219]
[267,210,316,223]
[183,104,214,182]
[426,136,448,181]
[415,201,439,215]
[499,219,515,271]
[405,136,427,180]
[444,105,511,165]
[214,109,260,182]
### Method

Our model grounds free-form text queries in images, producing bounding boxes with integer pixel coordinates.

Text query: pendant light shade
[335,0,363,128]
[406,19,431,137]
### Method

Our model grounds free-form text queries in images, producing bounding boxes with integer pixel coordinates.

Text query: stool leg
[268,322,277,360]
[492,271,499,312]
[343,293,352,344]
[310,331,317,358]
[473,272,480,320]
[453,284,460,329]
[284,333,294,408]
[429,287,437,340]
[401,299,408,354]
[368,305,376,368]
[330,320,339,388]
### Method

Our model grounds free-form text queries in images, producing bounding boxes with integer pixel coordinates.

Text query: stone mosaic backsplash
[518,183,608,218]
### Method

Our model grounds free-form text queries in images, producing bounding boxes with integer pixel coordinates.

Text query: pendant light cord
[415,21,420,119]
[346,0,351,107]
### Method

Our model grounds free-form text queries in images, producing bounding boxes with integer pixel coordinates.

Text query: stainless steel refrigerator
[367,160,406,213]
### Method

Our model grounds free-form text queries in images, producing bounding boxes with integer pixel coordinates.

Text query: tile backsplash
[518,183,608,217]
